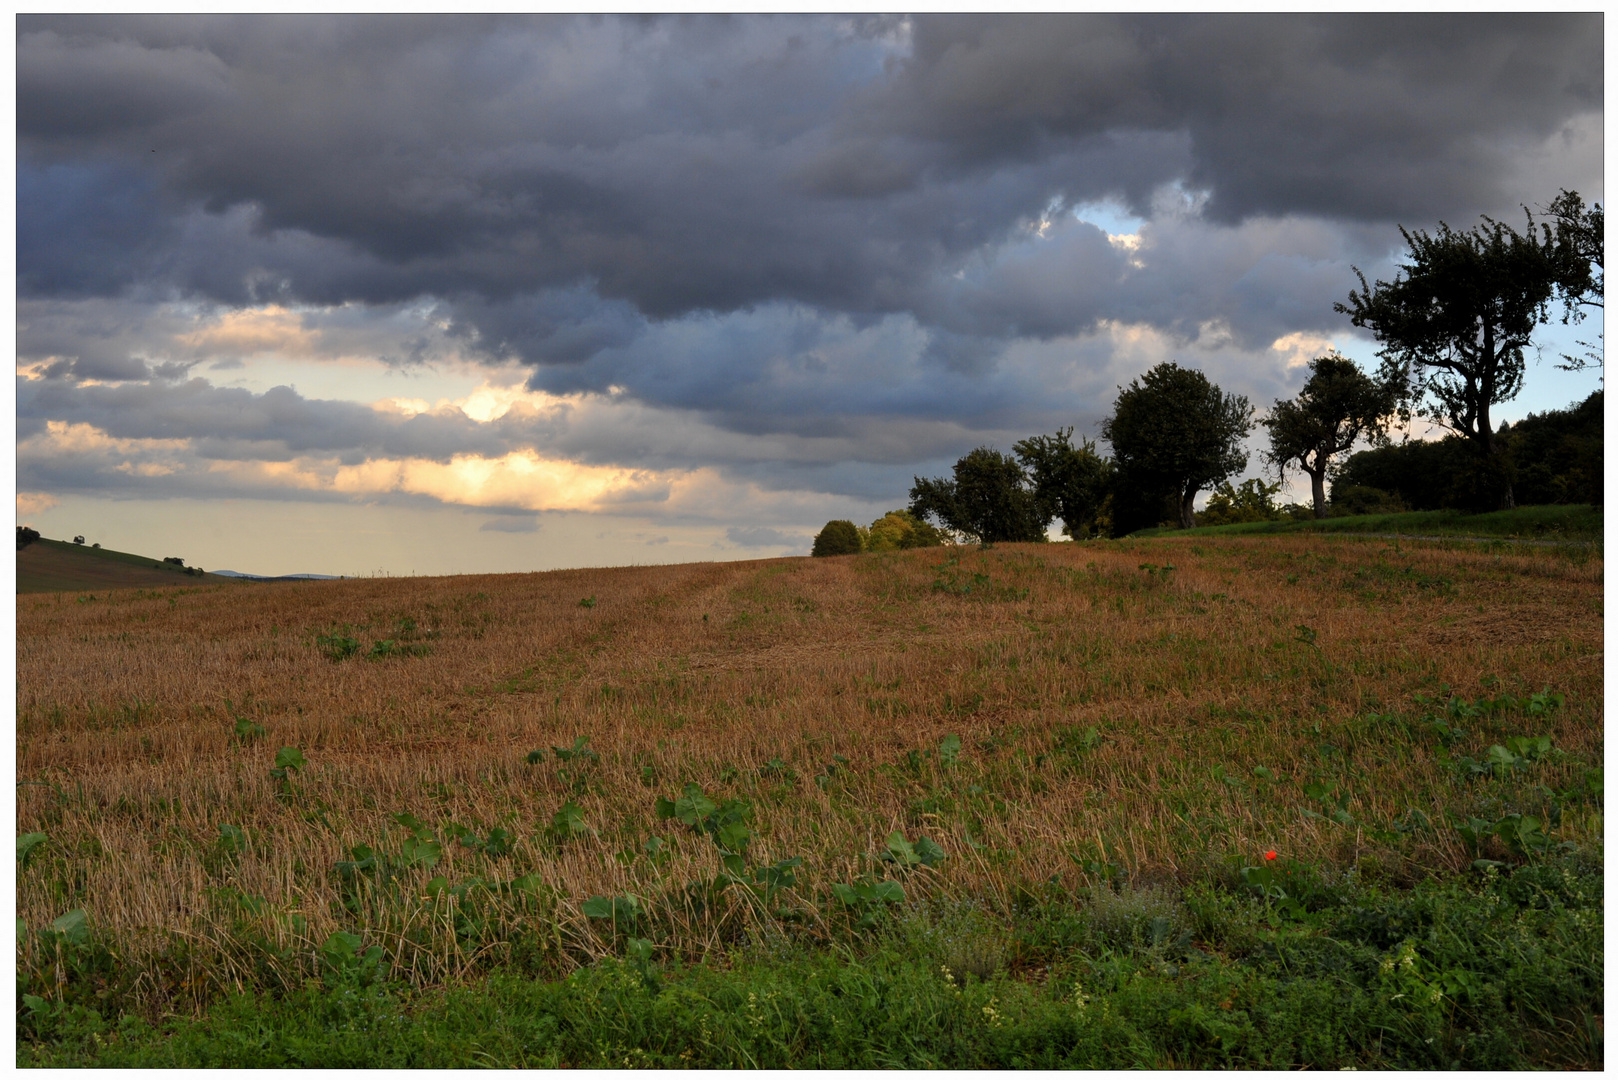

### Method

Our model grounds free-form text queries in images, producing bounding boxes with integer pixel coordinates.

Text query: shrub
[811,520,862,557]
[1196,479,1284,526]
[1506,390,1601,505]
[1329,485,1406,517]
[316,630,362,661]
[864,510,946,552]
[1084,883,1192,954]
[1332,391,1602,511]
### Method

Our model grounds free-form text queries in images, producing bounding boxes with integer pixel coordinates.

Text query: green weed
[315,629,361,661]
[18,832,49,870]
[28,853,1603,1068]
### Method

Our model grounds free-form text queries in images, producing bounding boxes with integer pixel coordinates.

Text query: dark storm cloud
[876,14,1601,223]
[18,28,231,137]
[18,163,177,299]
[446,288,645,368]
[19,14,1598,325]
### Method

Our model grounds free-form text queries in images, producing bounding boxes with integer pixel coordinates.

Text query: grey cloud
[18,29,231,138]
[14,363,1048,508]
[18,377,515,463]
[726,525,804,548]
[447,288,645,367]
[480,515,541,533]
[39,353,151,383]
[18,163,179,299]
[880,14,1601,223]
[18,294,468,388]
[21,15,1595,325]
[11,244,1370,492]
[149,360,199,381]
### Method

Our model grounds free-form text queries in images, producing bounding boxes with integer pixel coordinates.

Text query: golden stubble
[16,536,1603,1007]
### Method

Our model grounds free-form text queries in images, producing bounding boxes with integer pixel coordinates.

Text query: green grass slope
[17,538,241,594]
[1134,504,1602,542]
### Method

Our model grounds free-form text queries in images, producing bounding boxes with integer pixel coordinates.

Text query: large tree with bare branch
[1335,210,1566,510]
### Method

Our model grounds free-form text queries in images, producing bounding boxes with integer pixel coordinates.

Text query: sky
[14,14,1605,576]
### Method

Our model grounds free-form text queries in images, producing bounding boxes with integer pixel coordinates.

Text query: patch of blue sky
[1327,310,1602,425]
[1070,200,1146,239]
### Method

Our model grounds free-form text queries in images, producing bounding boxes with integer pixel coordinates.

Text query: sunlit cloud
[330,451,668,513]
[174,305,319,358]
[33,419,189,455]
[1269,331,1337,369]
[17,492,60,517]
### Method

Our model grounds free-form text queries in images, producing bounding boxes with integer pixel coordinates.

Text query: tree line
[811,189,1601,551]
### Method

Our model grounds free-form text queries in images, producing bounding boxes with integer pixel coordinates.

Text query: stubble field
[16,534,1605,1067]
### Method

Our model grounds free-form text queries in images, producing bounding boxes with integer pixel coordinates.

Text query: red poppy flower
[1264,850,1277,861]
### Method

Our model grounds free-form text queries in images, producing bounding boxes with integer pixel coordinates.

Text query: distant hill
[212,570,343,581]
[17,537,244,594]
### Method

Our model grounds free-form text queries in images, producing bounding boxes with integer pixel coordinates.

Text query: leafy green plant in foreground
[655,783,753,853]
[1453,734,1562,779]
[1300,781,1355,825]
[879,830,947,872]
[268,747,306,800]
[367,638,431,659]
[18,831,48,870]
[547,802,593,842]
[1453,812,1563,862]
[314,629,361,661]
[551,735,599,765]
[581,893,644,936]
[318,931,387,988]
[214,823,247,858]
[443,823,514,858]
[224,698,265,742]
[831,878,906,930]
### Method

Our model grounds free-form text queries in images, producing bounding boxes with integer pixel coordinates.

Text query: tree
[1541,189,1603,373]
[863,509,946,552]
[1100,363,1252,530]
[810,520,862,557]
[1502,390,1602,506]
[1262,353,1397,518]
[909,447,1049,544]
[72,535,85,545]
[1012,428,1116,539]
[16,526,39,550]
[1335,209,1567,509]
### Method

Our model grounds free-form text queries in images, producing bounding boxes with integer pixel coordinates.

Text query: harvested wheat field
[17,534,1604,1068]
